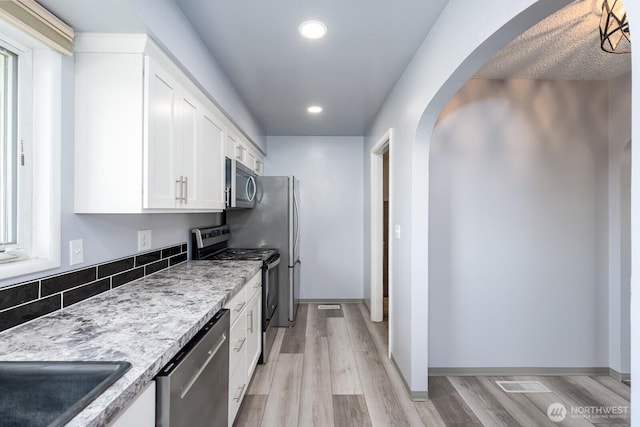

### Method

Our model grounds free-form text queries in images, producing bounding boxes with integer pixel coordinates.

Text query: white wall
[608,72,632,375]
[627,2,640,419]
[364,0,571,392]
[428,78,609,368]
[265,136,364,300]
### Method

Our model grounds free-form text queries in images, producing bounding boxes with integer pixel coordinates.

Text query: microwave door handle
[248,176,257,202]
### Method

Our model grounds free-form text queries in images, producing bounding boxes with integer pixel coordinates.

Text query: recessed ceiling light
[307,105,323,114]
[298,20,327,40]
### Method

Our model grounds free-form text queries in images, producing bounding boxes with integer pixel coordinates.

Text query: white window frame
[0,18,60,280]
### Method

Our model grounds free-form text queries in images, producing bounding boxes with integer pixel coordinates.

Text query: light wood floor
[234,303,631,426]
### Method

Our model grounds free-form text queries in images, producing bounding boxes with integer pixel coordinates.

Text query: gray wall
[264,136,364,300]
[428,78,610,368]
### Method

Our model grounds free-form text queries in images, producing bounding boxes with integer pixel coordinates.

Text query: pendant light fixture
[599,0,631,54]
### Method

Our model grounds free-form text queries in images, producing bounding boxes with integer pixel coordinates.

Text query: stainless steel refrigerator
[226,176,300,327]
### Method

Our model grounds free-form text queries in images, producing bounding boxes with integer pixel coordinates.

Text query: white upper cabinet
[75,34,232,213]
[144,56,179,209]
[199,109,226,210]
[225,130,264,176]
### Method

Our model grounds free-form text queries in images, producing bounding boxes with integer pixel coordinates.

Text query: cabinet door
[108,381,155,427]
[245,289,262,380]
[144,57,179,209]
[254,158,263,175]
[246,150,256,174]
[198,110,225,210]
[176,91,199,208]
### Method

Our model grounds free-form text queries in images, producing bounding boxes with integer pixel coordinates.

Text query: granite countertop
[0,260,262,426]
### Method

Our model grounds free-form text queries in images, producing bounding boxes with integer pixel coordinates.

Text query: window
[0,18,62,280]
[0,46,17,250]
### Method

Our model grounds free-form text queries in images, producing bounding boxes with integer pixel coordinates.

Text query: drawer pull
[234,302,246,312]
[234,338,246,352]
[247,310,253,334]
[233,383,246,402]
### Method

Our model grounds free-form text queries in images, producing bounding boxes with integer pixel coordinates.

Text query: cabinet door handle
[234,301,246,312]
[184,176,188,203]
[233,383,246,402]
[234,337,246,352]
[247,310,253,334]
[175,176,184,203]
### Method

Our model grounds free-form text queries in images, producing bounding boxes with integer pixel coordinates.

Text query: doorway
[370,129,392,352]
[383,150,389,321]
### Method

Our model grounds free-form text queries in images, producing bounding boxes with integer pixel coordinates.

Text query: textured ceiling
[475,0,631,80]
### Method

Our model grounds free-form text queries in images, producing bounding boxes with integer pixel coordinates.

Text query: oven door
[260,254,280,364]
[264,254,280,324]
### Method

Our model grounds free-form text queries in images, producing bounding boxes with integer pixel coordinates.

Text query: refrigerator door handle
[294,191,300,257]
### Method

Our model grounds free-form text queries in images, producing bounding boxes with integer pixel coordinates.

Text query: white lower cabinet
[245,286,262,379]
[224,271,262,426]
[108,381,156,427]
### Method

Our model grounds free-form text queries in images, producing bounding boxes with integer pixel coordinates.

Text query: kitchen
[0,0,638,426]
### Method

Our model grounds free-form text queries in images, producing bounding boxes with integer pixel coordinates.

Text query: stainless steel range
[191,225,280,363]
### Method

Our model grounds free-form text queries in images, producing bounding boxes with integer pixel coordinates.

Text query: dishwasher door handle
[180,333,227,400]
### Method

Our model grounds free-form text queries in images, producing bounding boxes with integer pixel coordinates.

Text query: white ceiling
[171,0,448,136]
[39,0,632,137]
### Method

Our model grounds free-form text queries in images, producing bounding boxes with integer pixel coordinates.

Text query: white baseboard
[428,367,611,376]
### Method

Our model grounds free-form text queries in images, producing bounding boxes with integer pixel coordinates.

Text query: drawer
[228,352,247,427]
[229,313,246,375]
[224,285,246,328]
[246,272,262,302]
[247,271,261,288]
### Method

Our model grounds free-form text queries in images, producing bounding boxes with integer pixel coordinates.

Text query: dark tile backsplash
[162,246,182,259]
[112,267,145,289]
[0,281,38,311]
[0,243,187,333]
[98,258,135,278]
[41,267,97,297]
[169,253,188,266]
[0,295,61,332]
[145,259,168,276]
[63,278,111,308]
[135,250,161,267]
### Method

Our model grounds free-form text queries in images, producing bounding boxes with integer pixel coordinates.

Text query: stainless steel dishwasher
[156,309,229,427]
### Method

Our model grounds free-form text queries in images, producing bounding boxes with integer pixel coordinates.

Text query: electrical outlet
[69,239,83,265]
[138,230,152,252]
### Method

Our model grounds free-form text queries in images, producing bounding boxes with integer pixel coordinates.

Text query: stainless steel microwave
[225,158,256,209]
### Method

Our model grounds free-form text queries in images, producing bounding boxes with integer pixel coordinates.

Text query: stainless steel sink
[0,361,131,427]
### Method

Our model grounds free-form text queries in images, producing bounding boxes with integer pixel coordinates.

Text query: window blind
[0,0,74,55]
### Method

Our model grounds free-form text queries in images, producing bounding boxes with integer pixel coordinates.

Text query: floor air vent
[318,304,341,310]
[495,381,551,393]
